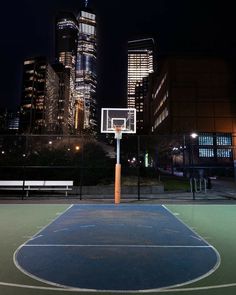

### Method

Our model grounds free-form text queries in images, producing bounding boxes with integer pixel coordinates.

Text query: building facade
[75,6,97,134]
[52,63,72,134]
[55,12,78,133]
[149,56,236,171]
[134,76,149,134]
[127,38,154,109]
[20,57,59,134]
[55,6,98,135]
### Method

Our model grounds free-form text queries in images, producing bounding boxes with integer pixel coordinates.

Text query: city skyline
[0,0,236,111]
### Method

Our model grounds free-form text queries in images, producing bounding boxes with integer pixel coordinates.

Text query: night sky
[0,0,236,110]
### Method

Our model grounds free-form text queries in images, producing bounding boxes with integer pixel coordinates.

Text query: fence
[0,133,235,199]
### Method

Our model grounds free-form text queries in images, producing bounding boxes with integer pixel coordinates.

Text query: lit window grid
[199,148,232,158]
[57,20,78,30]
[199,148,214,158]
[217,149,232,158]
[81,11,96,21]
[154,107,169,129]
[154,91,169,115]
[216,133,232,145]
[198,134,214,146]
[79,23,95,35]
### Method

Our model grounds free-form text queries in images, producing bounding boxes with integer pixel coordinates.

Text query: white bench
[0,180,73,197]
[0,181,24,190]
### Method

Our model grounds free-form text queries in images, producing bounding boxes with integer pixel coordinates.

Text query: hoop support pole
[115,134,121,204]
[115,163,121,204]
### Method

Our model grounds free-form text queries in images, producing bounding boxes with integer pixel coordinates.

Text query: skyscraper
[20,57,59,134]
[55,12,78,133]
[52,63,71,134]
[75,4,97,134]
[127,38,154,109]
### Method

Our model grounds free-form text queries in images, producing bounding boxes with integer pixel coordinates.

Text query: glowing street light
[75,145,80,151]
[190,132,198,200]
[190,132,198,139]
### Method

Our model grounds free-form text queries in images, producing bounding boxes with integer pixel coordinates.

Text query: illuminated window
[80,23,95,35]
[154,91,168,115]
[81,11,95,20]
[154,74,167,98]
[217,149,232,158]
[154,108,168,129]
[24,60,35,65]
[198,133,214,145]
[199,148,214,158]
[216,133,232,145]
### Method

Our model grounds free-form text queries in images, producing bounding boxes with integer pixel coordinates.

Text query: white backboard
[101,108,136,134]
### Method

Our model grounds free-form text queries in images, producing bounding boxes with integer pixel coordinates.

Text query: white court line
[1,280,236,293]
[13,205,74,291]
[23,244,212,248]
[12,204,223,293]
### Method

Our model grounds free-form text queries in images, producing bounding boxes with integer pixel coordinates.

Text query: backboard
[101,108,136,134]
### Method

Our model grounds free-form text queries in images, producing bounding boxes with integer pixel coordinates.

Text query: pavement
[0,178,236,204]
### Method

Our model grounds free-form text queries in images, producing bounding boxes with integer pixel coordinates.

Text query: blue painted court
[15,204,220,292]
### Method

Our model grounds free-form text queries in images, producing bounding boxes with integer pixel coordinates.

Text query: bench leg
[65,191,68,197]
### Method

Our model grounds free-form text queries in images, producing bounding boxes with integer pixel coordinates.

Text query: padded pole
[115,163,121,204]
[115,136,121,204]
[116,137,120,164]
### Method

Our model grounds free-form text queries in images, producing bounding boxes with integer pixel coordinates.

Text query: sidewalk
[0,178,235,204]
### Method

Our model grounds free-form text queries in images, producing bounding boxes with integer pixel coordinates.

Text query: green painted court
[0,203,236,295]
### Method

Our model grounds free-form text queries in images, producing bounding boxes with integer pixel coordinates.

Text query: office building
[55,12,78,133]
[150,56,236,168]
[127,38,154,109]
[52,63,72,134]
[75,5,97,134]
[20,57,59,134]
[135,76,149,134]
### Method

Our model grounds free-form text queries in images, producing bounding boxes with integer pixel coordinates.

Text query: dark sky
[0,0,236,110]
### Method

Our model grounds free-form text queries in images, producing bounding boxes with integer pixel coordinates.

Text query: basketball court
[14,204,219,292]
[0,109,235,294]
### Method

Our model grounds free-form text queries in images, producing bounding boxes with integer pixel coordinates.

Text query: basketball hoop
[100,108,136,204]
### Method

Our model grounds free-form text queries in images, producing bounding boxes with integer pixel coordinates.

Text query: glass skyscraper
[56,12,78,134]
[55,5,97,135]
[75,6,97,134]
[127,38,154,109]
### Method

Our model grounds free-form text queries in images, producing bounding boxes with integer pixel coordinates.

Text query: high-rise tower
[127,38,154,109]
[75,3,97,134]
[20,57,59,134]
[55,12,78,133]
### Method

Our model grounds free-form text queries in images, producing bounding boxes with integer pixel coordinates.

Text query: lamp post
[190,132,198,200]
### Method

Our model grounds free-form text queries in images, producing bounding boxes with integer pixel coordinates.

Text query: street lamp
[190,132,198,139]
[190,132,198,199]
[75,145,80,152]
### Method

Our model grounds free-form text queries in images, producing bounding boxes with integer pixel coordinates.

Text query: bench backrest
[44,181,73,186]
[24,181,45,186]
[0,181,24,186]
[24,180,73,187]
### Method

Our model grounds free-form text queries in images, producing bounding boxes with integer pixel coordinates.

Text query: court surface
[14,204,220,292]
